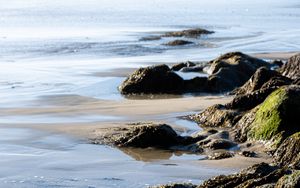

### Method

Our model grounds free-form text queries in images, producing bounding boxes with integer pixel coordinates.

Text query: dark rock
[151,183,197,188]
[162,28,214,38]
[205,139,237,150]
[232,67,290,96]
[189,104,242,128]
[240,151,256,158]
[171,61,196,71]
[165,40,194,46]
[97,123,181,148]
[205,52,270,92]
[271,60,284,67]
[226,87,280,111]
[181,65,205,72]
[292,77,300,85]
[208,151,234,160]
[119,64,184,94]
[280,53,300,80]
[275,170,300,188]
[183,77,208,92]
[236,168,289,188]
[274,132,300,169]
[139,36,162,41]
[198,163,278,188]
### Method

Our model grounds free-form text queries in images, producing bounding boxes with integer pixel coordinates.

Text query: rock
[235,168,289,188]
[271,60,284,68]
[165,40,194,46]
[293,78,300,85]
[183,77,208,92]
[205,52,270,92]
[205,139,237,150]
[233,107,259,143]
[232,67,290,95]
[247,85,300,148]
[280,53,300,80]
[162,28,214,38]
[119,64,184,94]
[226,87,281,111]
[139,36,162,41]
[98,123,182,148]
[171,61,196,71]
[208,151,234,160]
[275,170,300,188]
[198,163,278,188]
[189,104,242,128]
[240,151,256,158]
[151,183,197,188]
[181,65,205,72]
[274,132,300,169]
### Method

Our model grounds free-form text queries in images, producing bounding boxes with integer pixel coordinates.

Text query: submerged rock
[274,132,300,169]
[119,64,184,94]
[165,40,194,46]
[139,36,162,41]
[280,53,300,80]
[162,28,214,38]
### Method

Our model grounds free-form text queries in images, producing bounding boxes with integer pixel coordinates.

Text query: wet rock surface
[119,52,271,95]
[162,28,214,38]
[189,104,242,128]
[119,64,184,94]
[165,40,194,46]
[274,133,300,169]
[208,151,234,160]
[171,61,196,71]
[280,53,300,80]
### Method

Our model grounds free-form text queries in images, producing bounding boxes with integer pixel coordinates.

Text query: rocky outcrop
[275,170,300,188]
[162,28,214,38]
[232,67,291,95]
[119,64,184,94]
[189,104,242,128]
[280,53,300,80]
[165,40,194,46]
[152,183,197,188]
[198,163,280,188]
[204,52,270,92]
[119,52,271,95]
[274,133,300,169]
[247,86,300,148]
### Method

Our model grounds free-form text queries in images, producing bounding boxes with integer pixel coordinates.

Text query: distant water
[0,0,300,105]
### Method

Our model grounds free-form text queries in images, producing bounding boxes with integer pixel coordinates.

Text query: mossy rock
[275,170,300,188]
[248,86,300,147]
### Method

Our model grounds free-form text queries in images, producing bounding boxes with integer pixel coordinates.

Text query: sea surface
[0,0,300,187]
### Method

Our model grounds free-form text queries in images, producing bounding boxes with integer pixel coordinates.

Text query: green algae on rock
[248,86,300,148]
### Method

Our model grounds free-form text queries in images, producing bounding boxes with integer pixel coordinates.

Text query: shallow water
[0,0,299,187]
